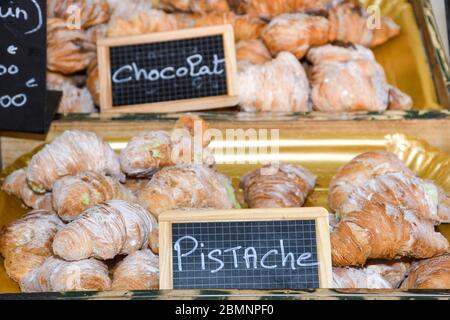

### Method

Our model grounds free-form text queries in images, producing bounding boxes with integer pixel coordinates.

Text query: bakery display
[0,128,449,292]
[42,0,414,114]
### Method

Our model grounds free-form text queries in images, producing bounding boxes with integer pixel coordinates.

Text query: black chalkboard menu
[0,0,58,133]
[159,209,333,290]
[97,25,238,113]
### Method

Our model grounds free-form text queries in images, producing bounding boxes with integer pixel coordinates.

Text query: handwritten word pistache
[112,54,225,84]
[174,236,318,273]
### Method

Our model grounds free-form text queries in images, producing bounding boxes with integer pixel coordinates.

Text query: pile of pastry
[0,116,240,292]
[2,119,449,292]
[47,0,413,114]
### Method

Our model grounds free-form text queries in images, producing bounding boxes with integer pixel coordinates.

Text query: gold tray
[0,133,449,294]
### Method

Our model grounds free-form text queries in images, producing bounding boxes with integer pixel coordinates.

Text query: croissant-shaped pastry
[262,13,330,59]
[328,2,400,48]
[236,40,272,65]
[331,199,449,267]
[137,165,239,219]
[307,44,411,113]
[20,257,111,293]
[364,260,411,289]
[2,169,53,211]
[0,211,64,282]
[107,10,195,37]
[120,116,213,178]
[47,0,111,29]
[387,86,413,111]
[47,18,97,75]
[47,72,96,113]
[401,255,450,289]
[53,200,157,261]
[158,0,230,13]
[26,130,122,193]
[238,52,311,113]
[52,171,136,222]
[234,0,330,19]
[112,249,159,291]
[194,13,266,42]
[329,151,413,213]
[240,163,316,208]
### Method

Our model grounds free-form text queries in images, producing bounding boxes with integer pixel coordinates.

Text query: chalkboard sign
[159,208,332,290]
[97,25,238,113]
[0,0,59,133]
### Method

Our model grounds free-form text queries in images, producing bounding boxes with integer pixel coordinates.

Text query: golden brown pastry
[238,52,311,113]
[2,169,53,211]
[47,18,97,75]
[20,257,111,293]
[234,0,330,19]
[107,0,154,22]
[307,44,411,113]
[331,199,449,267]
[0,211,64,283]
[158,0,230,13]
[365,260,411,289]
[194,12,266,42]
[401,255,450,289]
[52,171,136,222]
[437,186,450,224]
[120,116,213,178]
[124,179,151,195]
[137,165,240,219]
[240,163,316,208]
[86,61,101,106]
[328,2,400,48]
[387,86,413,111]
[26,130,123,193]
[262,13,330,59]
[47,72,96,113]
[47,0,111,29]
[107,10,195,37]
[236,40,272,65]
[53,200,157,261]
[112,249,159,291]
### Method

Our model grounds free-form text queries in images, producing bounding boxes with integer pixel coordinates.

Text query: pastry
[112,249,159,291]
[2,169,53,211]
[47,0,111,29]
[52,171,136,222]
[47,18,97,75]
[26,130,123,193]
[107,10,195,37]
[234,0,331,20]
[120,116,213,178]
[262,13,330,59]
[238,52,311,113]
[52,200,157,261]
[158,0,230,13]
[307,44,395,112]
[401,255,450,289]
[240,163,316,208]
[0,211,64,282]
[236,40,272,65]
[328,2,400,48]
[387,86,413,111]
[47,72,96,113]
[194,12,266,42]
[137,165,239,219]
[20,257,111,293]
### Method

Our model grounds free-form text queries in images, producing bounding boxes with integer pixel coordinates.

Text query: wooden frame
[159,208,332,290]
[97,25,238,113]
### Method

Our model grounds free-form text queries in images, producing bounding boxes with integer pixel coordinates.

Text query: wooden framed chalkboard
[97,25,238,113]
[159,208,332,290]
[0,0,59,133]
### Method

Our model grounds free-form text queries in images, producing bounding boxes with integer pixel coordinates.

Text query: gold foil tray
[0,133,449,294]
